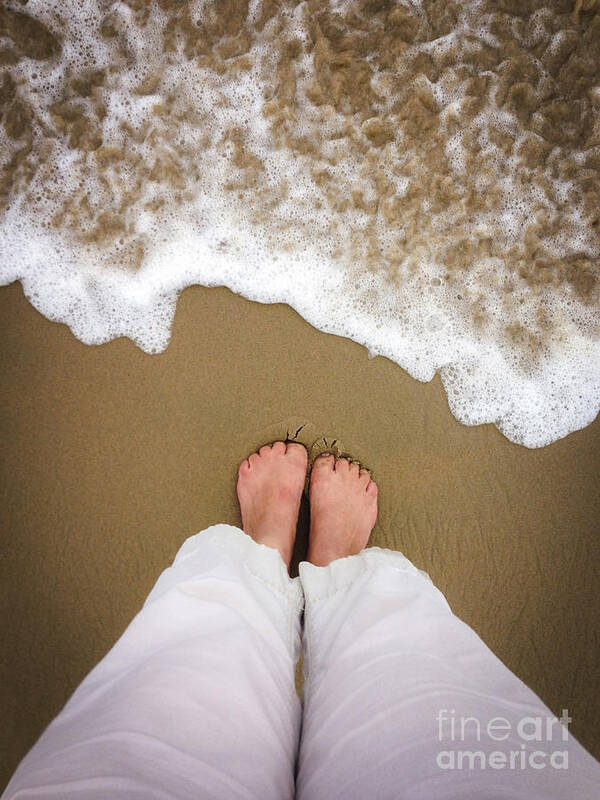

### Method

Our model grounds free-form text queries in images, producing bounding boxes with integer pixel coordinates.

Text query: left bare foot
[307,454,378,567]
[236,441,308,568]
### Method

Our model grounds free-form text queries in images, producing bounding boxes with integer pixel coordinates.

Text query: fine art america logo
[436,709,571,771]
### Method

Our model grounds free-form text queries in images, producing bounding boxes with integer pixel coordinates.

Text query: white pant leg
[3,524,303,800]
[297,548,600,800]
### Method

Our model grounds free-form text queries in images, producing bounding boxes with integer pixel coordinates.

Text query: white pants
[3,524,599,799]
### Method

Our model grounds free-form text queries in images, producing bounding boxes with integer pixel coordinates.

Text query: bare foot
[307,454,378,567]
[236,441,308,569]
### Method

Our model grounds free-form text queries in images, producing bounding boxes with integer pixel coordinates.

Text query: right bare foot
[307,454,378,567]
[237,441,308,569]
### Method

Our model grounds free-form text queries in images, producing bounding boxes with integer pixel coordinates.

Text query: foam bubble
[0,0,599,447]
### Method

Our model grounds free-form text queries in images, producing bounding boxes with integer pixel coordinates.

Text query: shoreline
[1,279,599,786]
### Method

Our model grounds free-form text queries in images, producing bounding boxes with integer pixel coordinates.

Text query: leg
[3,442,308,800]
[297,454,600,800]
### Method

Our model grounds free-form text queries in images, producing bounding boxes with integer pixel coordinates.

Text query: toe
[259,443,273,457]
[367,480,378,496]
[349,461,360,476]
[313,453,335,473]
[271,441,287,455]
[238,458,251,474]
[335,457,351,472]
[359,468,371,485]
[249,452,261,467]
[286,442,308,464]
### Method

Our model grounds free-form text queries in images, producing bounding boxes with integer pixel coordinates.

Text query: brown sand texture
[1,280,599,788]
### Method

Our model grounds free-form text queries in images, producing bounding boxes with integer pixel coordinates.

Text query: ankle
[307,543,353,567]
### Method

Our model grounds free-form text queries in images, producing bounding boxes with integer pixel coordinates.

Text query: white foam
[1,0,599,447]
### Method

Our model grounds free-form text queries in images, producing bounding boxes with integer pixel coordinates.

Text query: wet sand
[1,279,599,787]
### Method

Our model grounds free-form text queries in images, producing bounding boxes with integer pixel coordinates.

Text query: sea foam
[1,0,599,447]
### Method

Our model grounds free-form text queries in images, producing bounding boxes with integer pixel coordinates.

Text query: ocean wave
[1,0,599,446]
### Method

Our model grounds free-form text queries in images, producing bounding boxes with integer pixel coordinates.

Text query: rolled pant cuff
[299,545,433,603]
[171,523,304,609]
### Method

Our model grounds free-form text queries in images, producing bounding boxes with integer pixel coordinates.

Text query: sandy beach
[1,279,599,787]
